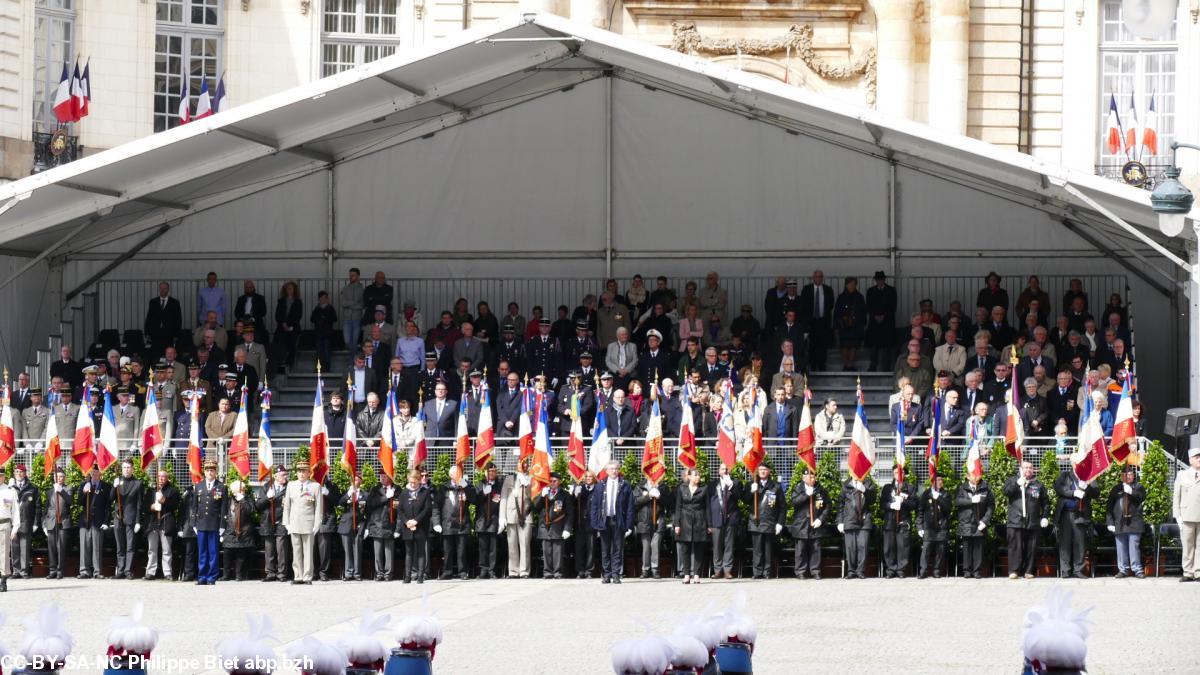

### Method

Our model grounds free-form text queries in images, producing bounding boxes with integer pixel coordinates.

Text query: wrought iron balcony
[32,126,84,173]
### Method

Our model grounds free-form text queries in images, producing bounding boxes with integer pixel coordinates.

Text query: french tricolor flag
[229,386,251,478]
[96,388,118,471]
[72,395,96,473]
[410,393,427,470]
[177,75,191,125]
[309,376,329,484]
[53,63,75,123]
[847,382,875,481]
[588,388,611,479]
[195,75,213,120]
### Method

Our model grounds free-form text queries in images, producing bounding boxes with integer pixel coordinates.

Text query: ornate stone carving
[670,21,877,106]
[301,0,311,14]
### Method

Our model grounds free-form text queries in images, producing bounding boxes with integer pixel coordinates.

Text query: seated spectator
[813,398,845,447]
[524,306,543,341]
[1031,325,1056,364]
[234,280,268,333]
[771,355,799,394]
[1000,334,1028,364]
[634,302,673,348]
[550,305,575,343]
[677,280,700,319]
[705,313,731,349]
[504,302,527,339]
[985,305,1014,350]
[647,276,678,319]
[572,294,598,337]
[1062,278,1088,315]
[677,303,704,352]
[1064,295,1092,334]
[626,274,649,317]
[933,329,966,383]
[204,397,236,452]
[596,292,632,349]
[730,303,762,351]
[1091,390,1114,436]
[1048,314,1071,347]
[1101,293,1127,328]
[895,352,934,400]
[362,271,394,324]
[1082,319,1101,359]
[981,362,1012,409]
[426,311,462,349]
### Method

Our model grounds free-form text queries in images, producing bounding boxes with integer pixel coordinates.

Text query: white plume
[673,611,723,653]
[338,610,391,665]
[665,634,709,669]
[393,594,442,649]
[107,602,159,655]
[20,604,74,667]
[286,636,346,675]
[217,614,277,674]
[1022,588,1092,671]
[721,593,758,647]
[610,634,673,675]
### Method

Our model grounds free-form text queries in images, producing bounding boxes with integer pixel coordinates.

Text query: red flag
[676,384,697,470]
[341,397,358,477]
[518,387,535,469]
[0,385,14,469]
[44,406,62,476]
[846,383,875,481]
[641,399,666,482]
[1003,365,1023,463]
[309,377,329,484]
[140,383,166,471]
[454,395,470,472]
[185,393,203,484]
[1072,404,1112,482]
[742,398,765,474]
[715,382,737,469]
[72,396,96,474]
[795,386,815,473]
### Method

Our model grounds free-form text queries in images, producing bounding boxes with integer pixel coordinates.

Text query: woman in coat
[273,280,303,371]
[222,480,257,581]
[398,469,432,584]
[834,277,868,372]
[673,468,710,585]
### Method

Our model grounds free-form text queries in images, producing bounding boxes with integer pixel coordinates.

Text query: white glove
[483,484,492,495]
[812,518,822,528]
[498,516,507,530]
[219,528,225,537]
[854,481,866,493]
[394,531,400,539]
[804,485,814,495]
[101,524,109,531]
[649,488,660,499]
[1039,518,1049,528]
[551,378,559,388]
[83,483,92,493]
[931,490,940,499]
[971,495,982,504]
[321,486,329,496]
[774,523,782,535]
[1073,489,1085,499]
[151,503,161,512]
[837,523,845,533]
[192,527,198,535]
[890,499,902,511]
[624,529,631,538]
[721,476,732,488]
[267,486,276,498]
[977,521,987,531]
[918,529,925,538]
[750,483,758,494]
[540,487,549,498]
[114,478,122,488]
[1106,525,1116,533]
[433,525,443,533]
[385,487,395,498]
[563,530,572,539]
[1123,484,1133,494]
[177,530,184,537]
[1017,477,1027,487]
[55,484,63,493]
[234,493,244,502]
[134,523,141,534]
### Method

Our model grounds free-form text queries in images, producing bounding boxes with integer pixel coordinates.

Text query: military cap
[538,317,551,326]
[115,385,130,395]
[646,329,663,341]
[294,459,310,471]
[600,371,614,380]
[203,459,218,470]
[575,319,589,330]
[224,373,238,382]
[424,350,438,360]
[28,387,41,395]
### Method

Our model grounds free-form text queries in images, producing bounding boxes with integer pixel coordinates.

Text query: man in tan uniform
[500,462,534,578]
[1174,447,1200,582]
[0,476,21,592]
[283,460,323,584]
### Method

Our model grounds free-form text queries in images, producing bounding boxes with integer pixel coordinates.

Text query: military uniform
[1053,470,1099,578]
[20,400,50,446]
[917,485,953,577]
[9,478,39,577]
[955,480,995,578]
[562,332,599,371]
[234,340,268,384]
[222,491,257,581]
[839,479,876,578]
[150,379,178,442]
[114,398,141,454]
[0,482,18,589]
[366,482,400,580]
[472,475,504,578]
[495,337,528,376]
[256,479,291,581]
[1003,474,1050,577]
[532,485,574,579]
[880,479,918,578]
[53,398,80,452]
[177,484,198,581]
[556,381,595,436]
[525,334,562,385]
[789,483,832,579]
[112,474,146,579]
[76,476,113,578]
[192,470,226,584]
[743,477,784,578]
[433,481,475,579]
[633,482,670,578]
[338,485,368,580]
[41,482,74,579]
[144,481,181,580]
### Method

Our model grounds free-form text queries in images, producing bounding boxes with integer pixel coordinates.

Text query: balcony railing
[32,127,83,174]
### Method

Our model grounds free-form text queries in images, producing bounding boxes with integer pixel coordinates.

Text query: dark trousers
[197,530,219,582]
[599,519,624,579]
[181,537,197,579]
[478,532,498,575]
[711,524,736,573]
[442,534,467,575]
[808,319,830,370]
[920,537,947,576]
[882,528,911,575]
[114,523,136,576]
[373,536,395,579]
[224,548,248,580]
[317,531,335,577]
[1058,520,1088,576]
[341,531,363,578]
[679,540,704,576]
[403,537,428,579]
[11,532,30,574]
[961,537,985,577]
[574,530,595,577]
[1007,527,1038,575]
[844,529,869,577]
[264,533,290,579]
[541,539,564,577]
[794,537,821,577]
[46,528,68,575]
[868,346,891,371]
[750,532,773,577]
[314,335,333,376]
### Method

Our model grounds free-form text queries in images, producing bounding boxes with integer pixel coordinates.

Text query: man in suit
[967,338,997,378]
[879,465,918,578]
[762,387,797,442]
[1046,370,1079,428]
[110,459,145,580]
[193,459,225,585]
[495,372,524,440]
[744,465,784,579]
[917,475,953,578]
[500,463,535,578]
[932,329,967,383]
[421,381,457,439]
[1173,448,1200,582]
[144,469,180,581]
[354,393,384,451]
[473,463,504,579]
[452,322,486,373]
[145,281,183,354]
[799,270,835,371]
[938,390,968,436]
[590,459,634,584]
[889,384,922,437]
[233,280,268,336]
[41,468,74,580]
[6,466,37,579]
[605,389,636,446]
[367,305,396,348]
[562,319,598,370]
[605,327,638,392]
[338,475,367,581]
[533,472,575,579]
[708,462,743,579]
[956,468,995,579]
[838,474,877,579]
[1017,341,1054,383]
[283,460,323,584]
[1053,467,1099,579]
[76,465,112,579]
[981,363,1013,410]
[204,397,237,464]
[348,352,381,403]
[234,326,268,380]
[772,309,806,374]
[789,468,831,579]
[257,465,290,581]
[365,473,399,581]
[1004,460,1050,579]
[50,345,83,391]
[10,372,32,411]
[571,471,598,578]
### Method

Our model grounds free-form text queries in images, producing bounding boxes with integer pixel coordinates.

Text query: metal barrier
[7,435,1164,492]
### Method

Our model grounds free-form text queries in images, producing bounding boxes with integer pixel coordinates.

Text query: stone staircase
[265,349,349,438]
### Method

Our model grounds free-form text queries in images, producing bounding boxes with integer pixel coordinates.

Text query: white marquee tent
[0,14,1195,419]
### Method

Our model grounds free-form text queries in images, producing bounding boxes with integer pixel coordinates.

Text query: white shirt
[0,484,21,530]
[606,478,618,516]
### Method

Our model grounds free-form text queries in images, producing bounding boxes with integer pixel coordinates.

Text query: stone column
[928,0,970,133]
[871,0,918,119]
[520,0,559,16]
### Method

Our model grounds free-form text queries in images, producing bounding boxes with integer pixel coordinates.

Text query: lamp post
[1150,141,1199,421]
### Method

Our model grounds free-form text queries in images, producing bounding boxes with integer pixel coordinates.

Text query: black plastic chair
[1155,523,1182,577]
[121,329,145,353]
[97,329,121,350]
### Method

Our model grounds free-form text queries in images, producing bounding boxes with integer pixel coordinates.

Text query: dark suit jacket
[605,405,637,439]
[422,398,458,439]
[637,349,674,385]
[495,387,524,437]
[889,401,922,433]
[588,478,634,532]
[1047,384,1080,427]
[145,296,183,344]
[941,406,967,436]
[798,283,835,327]
[234,293,268,327]
[762,402,798,439]
[966,354,997,377]
[1017,356,1055,383]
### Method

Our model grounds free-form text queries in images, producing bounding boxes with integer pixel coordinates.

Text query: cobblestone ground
[0,576,1194,674]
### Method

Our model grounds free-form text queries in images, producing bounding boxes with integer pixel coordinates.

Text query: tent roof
[0,13,1192,259]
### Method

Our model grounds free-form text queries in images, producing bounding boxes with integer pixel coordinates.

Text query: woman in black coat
[398,469,432,583]
[673,468,710,584]
[222,480,257,581]
[274,280,303,370]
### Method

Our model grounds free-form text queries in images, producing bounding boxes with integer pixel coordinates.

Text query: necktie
[619,346,626,368]
[161,298,166,310]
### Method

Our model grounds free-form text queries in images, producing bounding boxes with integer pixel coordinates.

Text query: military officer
[1003,460,1051,579]
[76,465,112,579]
[192,458,225,585]
[955,467,995,579]
[525,317,562,387]
[111,459,145,580]
[495,324,527,376]
[880,465,918,578]
[20,389,49,447]
[417,351,447,402]
[41,468,73,579]
[53,387,79,453]
[256,465,290,581]
[234,325,268,381]
[366,472,400,581]
[150,365,178,442]
[113,386,140,454]
[338,475,367,581]
[917,475,953,578]
[1053,467,1099,579]
[571,470,598,578]
[562,319,598,369]
[532,473,574,579]
[633,476,670,579]
[556,370,596,436]
[283,460,323,584]
[398,469,433,583]
[744,464,784,579]
[788,468,831,579]
[8,465,39,578]
[433,465,474,580]
[183,359,211,414]
[144,469,180,581]
[837,474,876,579]
[472,462,504,579]
[222,479,256,581]
[316,473,341,582]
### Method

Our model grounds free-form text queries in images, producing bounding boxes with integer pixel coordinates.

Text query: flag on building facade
[214,74,227,112]
[1124,89,1139,157]
[70,60,86,121]
[195,76,213,120]
[177,74,191,125]
[1142,94,1159,155]
[53,63,74,122]
[79,59,92,117]
[1105,93,1124,155]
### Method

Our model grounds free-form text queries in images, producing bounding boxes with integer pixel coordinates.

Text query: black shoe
[652,572,661,579]
[291,580,303,585]
[439,572,453,581]
[1073,572,1087,580]
[460,572,470,580]
[403,577,411,584]
[812,573,822,580]
[917,573,928,579]
[354,575,362,581]
[1180,576,1194,583]
[181,575,194,582]
[319,573,329,582]
[1135,571,1146,579]
[0,577,7,592]
[262,575,276,582]
[602,576,611,584]
[1115,571,1128,579]
[895,572,906,579]
[973,573,983,580]
[196,579,205,585]
[613,577,622,584]
[305,581,313,585]
[95,574,107,580]
[143,576,154,581]
[417,575,425,584]
[932,573,942,579]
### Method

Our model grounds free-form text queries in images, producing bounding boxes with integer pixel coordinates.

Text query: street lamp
[1150,142,1198,237]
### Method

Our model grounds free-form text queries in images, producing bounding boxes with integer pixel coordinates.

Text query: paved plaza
[0,576,1194,674]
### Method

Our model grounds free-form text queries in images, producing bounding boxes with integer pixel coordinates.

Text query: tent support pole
[63,221,175,303]
[604,74,613,278]
[327,166,336,302]
[888,160,897,278]
[0,214,98,293]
